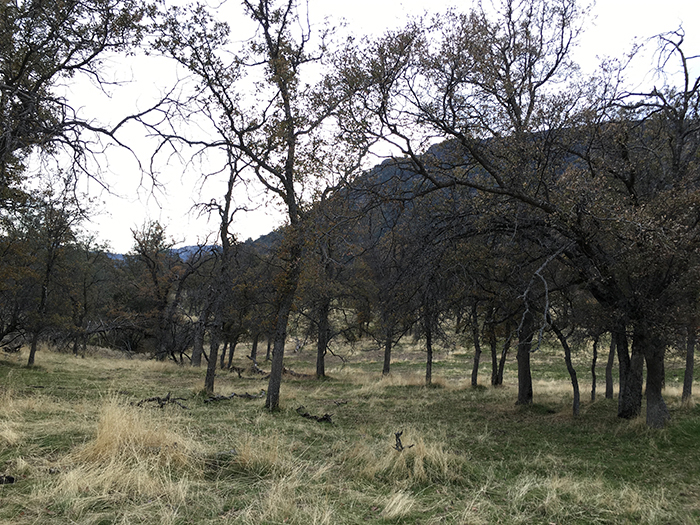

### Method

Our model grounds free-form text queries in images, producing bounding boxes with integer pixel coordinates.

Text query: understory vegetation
[1,343,699,524]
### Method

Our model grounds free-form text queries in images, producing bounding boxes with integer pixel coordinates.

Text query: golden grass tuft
[0,420,22,448]
[381,490,418,519]
[51,396,204,505]
[231,433,297,478]
[345,429,467,486]
[505,473,674,522]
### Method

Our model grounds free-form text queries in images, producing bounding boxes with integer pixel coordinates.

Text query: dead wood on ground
[134,392,189,409]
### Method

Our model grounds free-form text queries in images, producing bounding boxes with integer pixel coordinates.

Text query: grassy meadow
[1,340,699,524]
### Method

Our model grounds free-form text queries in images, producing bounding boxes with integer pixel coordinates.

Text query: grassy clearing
[1,343,699,524]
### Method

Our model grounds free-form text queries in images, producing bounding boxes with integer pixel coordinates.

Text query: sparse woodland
[2,0,700,522]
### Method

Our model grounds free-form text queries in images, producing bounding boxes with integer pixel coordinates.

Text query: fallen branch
[283,367,314,379]
[204,389,266,403]
[247,355,270,377]
[393,431,414,452]
[135,392,189,409]
[230,366,245,378]
[296,405,333,423]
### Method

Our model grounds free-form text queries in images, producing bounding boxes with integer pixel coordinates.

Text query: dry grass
[48,396,204,512]
[342,427,469,488]
[1,346,698,524]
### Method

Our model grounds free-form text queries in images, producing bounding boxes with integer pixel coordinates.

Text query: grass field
[1,341,699,524]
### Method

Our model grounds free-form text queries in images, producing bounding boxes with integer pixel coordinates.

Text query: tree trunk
[382,332,393,376]
[227,336,239,369]
[219,340,229,369]
[488,318,498,386]
[616,327,643,419]
[265,239,303,411]
[496,320,513,386]
[425,322,433,386]
[27,331,40,367]
[516,312,534,405]
[316,297,330,379]
[250,332,260,361]
[605,334,616,399]
[636,324,670,428]
[191,316,206,367]
[682,327,695,405]
[265,336,272,361]
[204,332,220,394]
[470,303,482,387]
[591,335,598,402]
[551,321,580,416]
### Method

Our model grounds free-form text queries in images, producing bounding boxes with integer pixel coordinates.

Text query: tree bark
[265,238,303,411]
[191,314,206,367]
[250,332,260,361]
[636,324,670,428]
[488,317,498,386]
[316,297,330,379]
[27,331,40,367]
[470,303,482,387]
[682,327,695,405]
[551,321,580,416]
[425,321,433,386]
[616,327,643,419]
[496,320,513,386]
[516,312,534,405]
[226,336,239,369]
[591,335,598,402]
[605,334,616,399]
[382,332,393,376]
[219,340,229,369]
[204,332,220,395]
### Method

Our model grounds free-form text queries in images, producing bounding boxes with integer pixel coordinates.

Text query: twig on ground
[283,367,314,379]
[134,392,189,409]
[204,389,266,403]
[246,355,270,378]
[296,405,333,423]
[393,431,414,452]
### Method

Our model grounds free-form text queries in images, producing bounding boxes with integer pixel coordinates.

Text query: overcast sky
[77,0,699,253]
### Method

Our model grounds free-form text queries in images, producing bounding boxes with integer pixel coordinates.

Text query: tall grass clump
[52,396,203,506]
[344,428,471,487]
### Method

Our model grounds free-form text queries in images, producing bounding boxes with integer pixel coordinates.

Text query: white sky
[74,0,700,253]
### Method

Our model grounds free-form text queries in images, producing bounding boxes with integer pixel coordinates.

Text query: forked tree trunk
[470,303,482,387]
[682,327,695,405]
[496,321,513,386]
[605,335,616,399]
[615,326,644,419]
[516,312,534,405]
